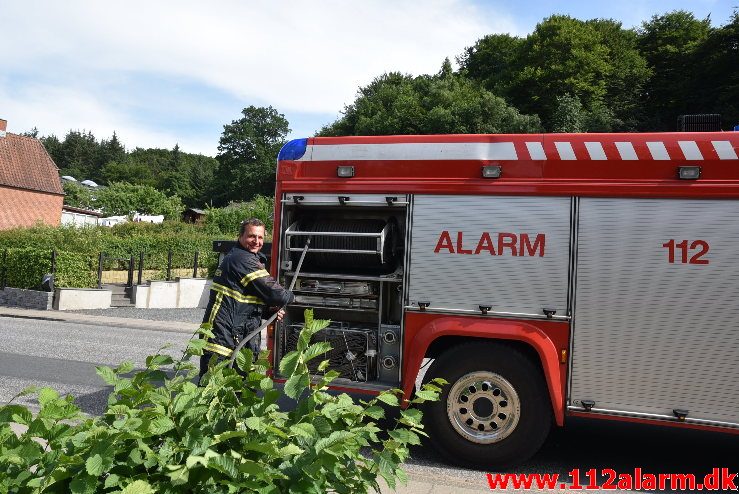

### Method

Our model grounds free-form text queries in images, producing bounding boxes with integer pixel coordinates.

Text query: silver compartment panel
[571,198,739,425]
[408,195,571,316]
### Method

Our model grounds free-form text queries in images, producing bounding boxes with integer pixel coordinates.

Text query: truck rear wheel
[422,341,552,469]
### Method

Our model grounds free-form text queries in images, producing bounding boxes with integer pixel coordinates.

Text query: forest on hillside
[28,10,738,209]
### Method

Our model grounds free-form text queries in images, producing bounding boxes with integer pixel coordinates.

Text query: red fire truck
[268,131,739,468]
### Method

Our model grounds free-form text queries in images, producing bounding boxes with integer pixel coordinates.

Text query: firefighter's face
[239,225,265,253]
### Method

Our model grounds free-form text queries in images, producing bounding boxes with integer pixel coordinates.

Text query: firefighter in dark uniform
[199,218,294,381]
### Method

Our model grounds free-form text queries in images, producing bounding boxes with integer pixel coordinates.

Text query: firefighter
[198,218,294,382]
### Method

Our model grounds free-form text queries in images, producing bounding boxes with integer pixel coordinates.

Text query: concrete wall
[0,186,63,230]
[178,278,210,308]
[147,281,179,308]
[0,287,54,310]
[53,288,112,310]
[132,278,210,308]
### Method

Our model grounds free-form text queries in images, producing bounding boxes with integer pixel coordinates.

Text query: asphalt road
[1,315,737,493]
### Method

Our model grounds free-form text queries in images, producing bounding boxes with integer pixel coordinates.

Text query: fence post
[51,250,57,276]
[138,252,144,285]
[127,255,135,287]
[1,249,6,290]
[167,249,173,281]
[97,252,104,289]
[193,251,199,278]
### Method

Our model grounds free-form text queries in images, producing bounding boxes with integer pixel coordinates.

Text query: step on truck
[267,131,739,468]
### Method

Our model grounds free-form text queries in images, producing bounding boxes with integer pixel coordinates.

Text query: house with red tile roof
[0,118,64,229]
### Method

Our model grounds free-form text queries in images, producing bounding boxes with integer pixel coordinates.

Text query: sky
[0,0,735,157]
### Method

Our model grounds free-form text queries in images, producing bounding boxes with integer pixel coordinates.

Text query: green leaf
[289,422,316,438]
[208,454,238,479]
[146,354,174,368]
[302,341,332,363]
[104,473,120,489]
[375,393,399,407]
[70,475,97,494]
[236,348,253,372]
[315,430,355,453]
[115,361,135,374]
[278,351,300,376]
[388,429,421,445]
[413,390,438,401]
[363,405,385,420]
[284,373,310,400]
[399,408,423,427]
[85,453,105,476]
[38,387,60,406]
[259,377,273,391]
[149,416,176,435]
[279,443,304,456]
[1,404,33,425]
[166,465,189,485]
[243,416,263,432]
[95,366,118,385]
[121,479,155,494]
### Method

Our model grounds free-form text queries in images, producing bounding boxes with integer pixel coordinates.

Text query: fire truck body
[270,132,739,467]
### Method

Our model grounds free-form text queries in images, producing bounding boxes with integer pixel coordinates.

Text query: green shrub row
[1,248,97,289]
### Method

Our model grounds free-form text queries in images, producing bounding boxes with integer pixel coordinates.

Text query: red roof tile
[0,132,64,195]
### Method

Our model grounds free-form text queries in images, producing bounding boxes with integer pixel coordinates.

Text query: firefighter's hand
[275,308,286,321]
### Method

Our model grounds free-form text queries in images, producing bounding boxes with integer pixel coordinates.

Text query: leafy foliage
[1,247,96,289]
[62,181,184,220]
[460,15,649,131]
[203,196,274,235]
[95,183,184,219]
[214,106,290,205]
[0,310,442,493]
[319,63,542,136]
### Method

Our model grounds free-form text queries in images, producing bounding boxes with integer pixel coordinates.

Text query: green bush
[1,248,96,289]
[204,196,274,237]
[0,310,442,493]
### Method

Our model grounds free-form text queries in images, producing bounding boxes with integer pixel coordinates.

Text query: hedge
[0,198,276,288]
[1,248,97,289]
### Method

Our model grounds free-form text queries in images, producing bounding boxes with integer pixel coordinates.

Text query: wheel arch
[403,313,566,426]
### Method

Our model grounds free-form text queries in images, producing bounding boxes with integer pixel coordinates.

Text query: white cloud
[0,0,517,154]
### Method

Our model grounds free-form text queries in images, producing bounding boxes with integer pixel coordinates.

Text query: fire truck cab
[269,132,739,468]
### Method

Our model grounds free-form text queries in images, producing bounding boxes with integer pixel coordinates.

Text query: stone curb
[0,307,199,334]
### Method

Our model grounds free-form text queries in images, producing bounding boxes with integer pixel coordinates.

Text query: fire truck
[268,131,739,468]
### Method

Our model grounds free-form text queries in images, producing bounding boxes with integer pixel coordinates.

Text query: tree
[214,106,290,205]
[687,11,739,128]
[637,10,712,130]
[460,15,649,131]
[96,182,184,219]
[319,65,542,137]
[20,127,39,138]
[62,181,96,210]
[59,130,100,181]
[98,132,126,168]
[550,94,586,133]
[457,33,525,98]
[101,160,156,187]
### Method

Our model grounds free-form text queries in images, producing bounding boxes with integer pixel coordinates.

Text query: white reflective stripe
[647,142,670,160]
[298,142,518,161]
[678,141,703,160]
[712,141,738,160]
[554,142,576,160]
[525,142,546,160]
[585,142,607,160]
[615,142,638,160]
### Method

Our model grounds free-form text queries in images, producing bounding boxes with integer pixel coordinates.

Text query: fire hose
[228,238,310,368]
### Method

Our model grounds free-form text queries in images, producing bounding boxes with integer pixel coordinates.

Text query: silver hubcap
[446,371,520,444]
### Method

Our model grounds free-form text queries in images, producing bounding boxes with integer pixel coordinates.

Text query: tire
[422,341,552,470]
